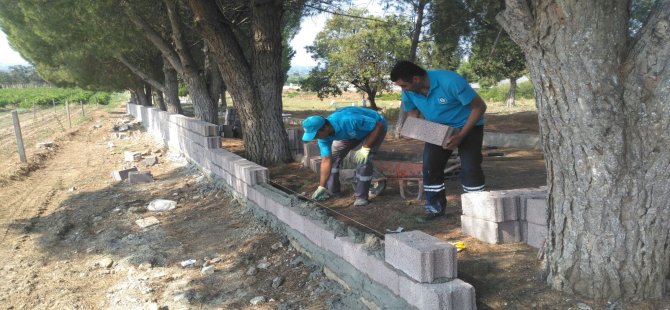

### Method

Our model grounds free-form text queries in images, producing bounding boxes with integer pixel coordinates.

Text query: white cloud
[0,31,30,68]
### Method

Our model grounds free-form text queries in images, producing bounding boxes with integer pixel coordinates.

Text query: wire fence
[0,102,94,177]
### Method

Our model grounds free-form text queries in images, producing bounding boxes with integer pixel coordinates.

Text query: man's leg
[327,139,360,194]
[422,143,452,215]
[354,128,387,203]
[458,125,485,192]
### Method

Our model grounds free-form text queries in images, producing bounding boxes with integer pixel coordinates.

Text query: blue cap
[302,116,326,141]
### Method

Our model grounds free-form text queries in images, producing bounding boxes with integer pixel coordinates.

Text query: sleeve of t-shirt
[401,91,416,112]
[317,139,332,157]
[448,73,477,106]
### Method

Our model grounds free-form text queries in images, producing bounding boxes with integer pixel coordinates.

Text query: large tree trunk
[162,58,182,114]
[134,87,149,106]
[498,0,670,300]
[505,77,516,107]
[187,0,293,166]
[153,89,167,111]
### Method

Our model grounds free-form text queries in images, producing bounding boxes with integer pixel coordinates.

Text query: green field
[0,87,112,109]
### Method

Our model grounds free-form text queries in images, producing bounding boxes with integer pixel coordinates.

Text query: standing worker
[302,106,387,207]
[390,60,487,220]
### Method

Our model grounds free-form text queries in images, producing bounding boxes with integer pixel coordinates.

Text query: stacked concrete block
[522,198,549,248]
[309,157,322,173]
[460,188,548,248]
[385,231,458,283]
[400,117,460,147]
[460,191,522,244]
[286,128,304,153]
[124,151,141,162]
[303,142,320,167]
[398,277,476,310]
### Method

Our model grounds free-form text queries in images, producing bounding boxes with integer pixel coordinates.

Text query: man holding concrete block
[302,106,387,207]
[391,60,487,220]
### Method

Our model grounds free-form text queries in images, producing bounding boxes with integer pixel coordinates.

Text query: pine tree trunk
[187,0,293,166]
[134,87,149,106]
[143,83,152,106]
[153,90,167,111]
[498,0,670,300]
[163,58,182,114]
[367,91,378,111]
[505,77,516,107]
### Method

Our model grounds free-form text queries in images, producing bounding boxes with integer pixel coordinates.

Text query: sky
[0,1,383,70]
[0,31,30,69]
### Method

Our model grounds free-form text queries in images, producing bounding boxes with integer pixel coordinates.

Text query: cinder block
[460,215,521,244]
[247,186,266,209]
[127,171,153,183]
[233,160,257,184]
[124,151,141,162]
[274,201,292,224]
[288,207,305,233]
[112,167,138,181]
[366,255,400,295]
[234,178,249,197]
[518,189,547,220]
[385,231,457,283]
[461,191,519,222]
[525,221,548,248]
[400,117,459,148]
[303,142,320,167]
[525,198,548,225]
[309,157,322,173]
[321,228,342,257]
[302,218,326,247]
[398,277,476,310]
[339,237,367,272]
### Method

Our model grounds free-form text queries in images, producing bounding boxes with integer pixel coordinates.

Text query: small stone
[272,276,284,288]
[209,257,222,264]
[577,303,592,310]
[271,242,283,250]
[201,265,215,275]
[246,267,258,276]
[146,199,177,212]
[141,156,158,166]
[257,261,271,269]
[250,296,265,305]
[135,217,160,228]
[99,258,113,269]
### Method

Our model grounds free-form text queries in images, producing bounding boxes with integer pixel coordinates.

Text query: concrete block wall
[126,103,476,309]
[461,188,548,248]
[400,117,459,147]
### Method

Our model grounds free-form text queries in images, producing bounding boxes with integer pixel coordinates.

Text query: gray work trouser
[326,129,387,200]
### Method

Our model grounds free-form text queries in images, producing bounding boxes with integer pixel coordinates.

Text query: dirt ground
[0,108,363,309]
[1,105,667,310]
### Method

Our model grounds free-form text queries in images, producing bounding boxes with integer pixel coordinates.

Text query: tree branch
[496,0,534,52]
[116,56,166,93]
[122,2,185,73]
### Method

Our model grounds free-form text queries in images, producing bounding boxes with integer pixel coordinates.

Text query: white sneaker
[353,198,368,207]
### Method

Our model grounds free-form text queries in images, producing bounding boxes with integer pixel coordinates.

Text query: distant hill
[288,65,313,74]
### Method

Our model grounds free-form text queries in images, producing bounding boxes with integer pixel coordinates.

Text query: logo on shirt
[439,97,447,104]
[348,131,356,138]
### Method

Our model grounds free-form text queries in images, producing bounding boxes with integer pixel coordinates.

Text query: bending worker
[390,60,487,221]
[302,106,387,207]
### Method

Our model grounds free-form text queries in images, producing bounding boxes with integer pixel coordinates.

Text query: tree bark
[409,0,428,62]
[162,57,182,114]
[133,87,149,106]
[505,77,516,107]
[498,0,670,300]
[153,89,167,111]
[187,0,293,166]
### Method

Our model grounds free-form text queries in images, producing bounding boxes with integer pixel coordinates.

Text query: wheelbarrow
[339,156,461,200]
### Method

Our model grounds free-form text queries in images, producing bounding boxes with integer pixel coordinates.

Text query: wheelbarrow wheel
[402,180,422,198]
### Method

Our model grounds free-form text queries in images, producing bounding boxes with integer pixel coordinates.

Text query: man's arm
[445,95,487,150]
[318,156,332,187]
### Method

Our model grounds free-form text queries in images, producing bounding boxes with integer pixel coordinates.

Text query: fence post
[11,111,27,163]
[80,101,85,117]
[66,102,72,128]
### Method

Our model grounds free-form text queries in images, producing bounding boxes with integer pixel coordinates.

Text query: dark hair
[390,60,427,82]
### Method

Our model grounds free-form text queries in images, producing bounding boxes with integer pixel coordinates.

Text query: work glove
[311,186,330,201]
[353,147,371,164]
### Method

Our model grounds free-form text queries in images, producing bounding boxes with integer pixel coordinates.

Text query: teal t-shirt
[401,70,483,128]
[317,106,387,157]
